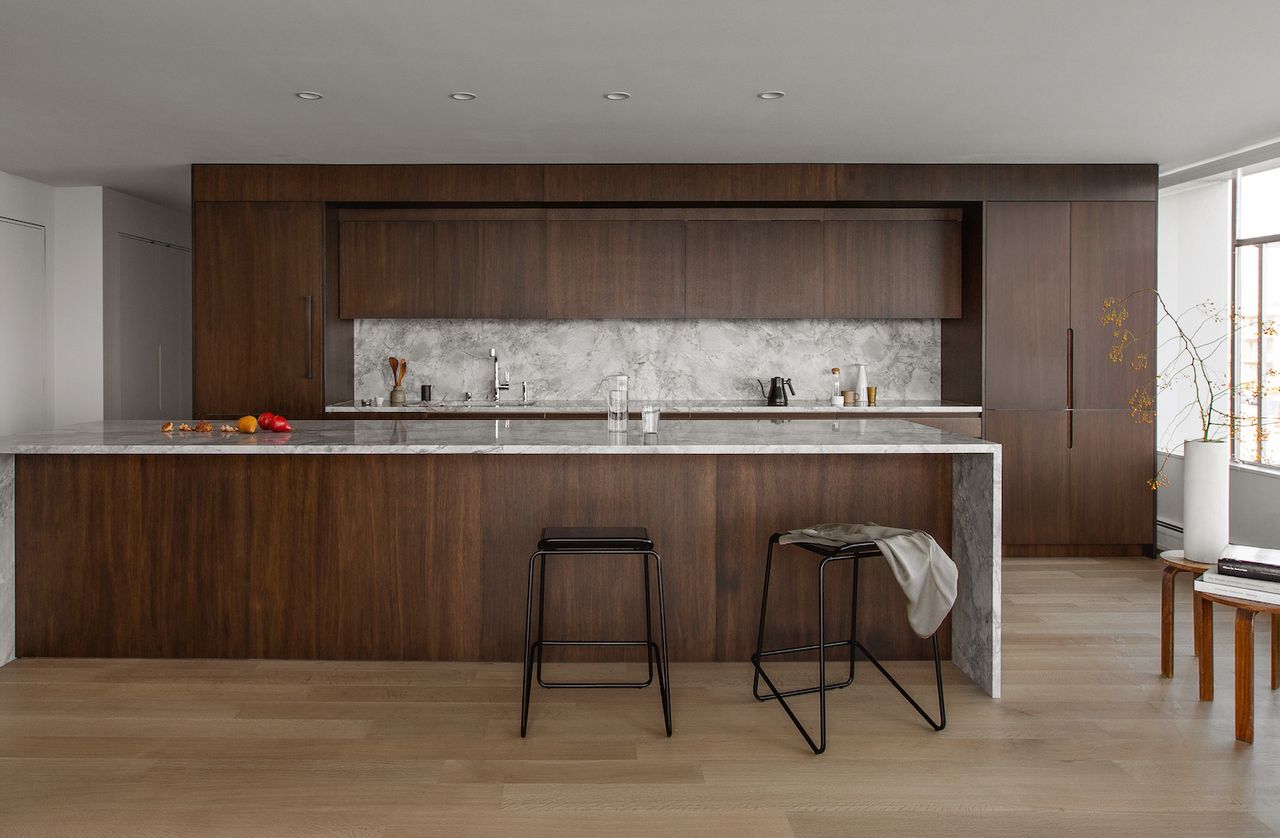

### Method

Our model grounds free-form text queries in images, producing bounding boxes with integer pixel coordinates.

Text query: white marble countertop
[0,419,999,456]
[325,399,982,415]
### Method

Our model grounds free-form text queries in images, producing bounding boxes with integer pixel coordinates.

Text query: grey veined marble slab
[0,419,998,456]
[355,317,940,404]
[326,399,982,415]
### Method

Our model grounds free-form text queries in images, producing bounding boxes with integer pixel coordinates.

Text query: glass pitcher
[604,373,629,432]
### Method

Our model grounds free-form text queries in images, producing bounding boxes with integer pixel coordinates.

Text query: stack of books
[1196,545,1280,605]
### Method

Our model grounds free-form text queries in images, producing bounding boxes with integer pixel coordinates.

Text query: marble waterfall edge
[354,318,941,403]
[0,455,13,665]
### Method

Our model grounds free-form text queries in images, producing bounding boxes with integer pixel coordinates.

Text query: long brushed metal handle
[1068,410,1074,450]
[157,344,163,412]
[304,295,314,380]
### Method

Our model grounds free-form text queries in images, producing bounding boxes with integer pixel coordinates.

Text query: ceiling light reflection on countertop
[295,91,323,100]
[449,92,477,101]
[603,92,631,100]
[757,91,786,99]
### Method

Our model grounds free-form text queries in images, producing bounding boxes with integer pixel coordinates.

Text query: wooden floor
[1,557,1277,837]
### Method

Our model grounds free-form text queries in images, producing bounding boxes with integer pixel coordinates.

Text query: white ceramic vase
[852,364,869,404]
[1181,439,1229,563]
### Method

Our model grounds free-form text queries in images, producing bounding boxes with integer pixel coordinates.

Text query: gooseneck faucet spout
[490,348,511,402]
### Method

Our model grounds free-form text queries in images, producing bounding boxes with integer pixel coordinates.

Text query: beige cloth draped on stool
[778,523,959,638]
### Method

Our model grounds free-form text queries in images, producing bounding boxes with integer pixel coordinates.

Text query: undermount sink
[432,400,537,408]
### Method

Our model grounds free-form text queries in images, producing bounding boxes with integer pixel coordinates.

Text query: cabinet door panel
[984,203,1071,409]
[1070,202,1157,410]
[824,220,961,317]
[339,221,432,318]
[547,220,684,318]
[194,202,324,418]
[435,220,547,318]
[686,221,823,318]
[983,410,1071,545]
[1069,409,1155,544]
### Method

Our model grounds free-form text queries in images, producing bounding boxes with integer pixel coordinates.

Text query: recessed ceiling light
[295,91,323,100]
[757,91,786,100]
[449,92,477,101]
[603,92,631,100]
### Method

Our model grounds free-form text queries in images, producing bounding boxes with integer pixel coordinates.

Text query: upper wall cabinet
[339,221,433,319]
[435,219,547,318]
[685,220,824,318]
[823,210,962,318]
[547,216,685,318]
[336,208,966,321]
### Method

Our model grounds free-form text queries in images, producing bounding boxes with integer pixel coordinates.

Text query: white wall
[51,187,105,427]
[1155,179,1233,448]
[1157,454,1280,549]
[0,173,191,430]
[1156,177,1279,549]
[0,171,54,435]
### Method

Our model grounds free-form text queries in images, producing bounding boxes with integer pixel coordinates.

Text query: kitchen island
[0,419,1001,696]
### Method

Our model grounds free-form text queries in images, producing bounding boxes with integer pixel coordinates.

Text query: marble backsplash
[354,319,940,403]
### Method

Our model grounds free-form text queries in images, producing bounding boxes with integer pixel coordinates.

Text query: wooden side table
[1194,588,1280,744]
[1159,550,1214,678]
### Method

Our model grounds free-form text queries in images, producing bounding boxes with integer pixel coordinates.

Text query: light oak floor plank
[0,557,1277,836]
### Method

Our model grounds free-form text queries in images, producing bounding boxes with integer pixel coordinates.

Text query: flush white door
[111,235,191,419]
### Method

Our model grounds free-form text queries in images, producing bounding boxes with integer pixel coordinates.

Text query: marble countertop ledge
[0,419,999,456]
[326,399,982,414]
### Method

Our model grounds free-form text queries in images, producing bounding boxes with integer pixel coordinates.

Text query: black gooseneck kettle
[757,377,795,406]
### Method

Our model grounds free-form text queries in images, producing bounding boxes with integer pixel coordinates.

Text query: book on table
[1216,544,1280,584]
[1197,570,1280,607]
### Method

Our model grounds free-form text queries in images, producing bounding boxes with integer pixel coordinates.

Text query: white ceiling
[2,0,1279,210]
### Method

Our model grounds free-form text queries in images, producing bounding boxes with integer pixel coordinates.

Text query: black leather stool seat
[538,526,653,552]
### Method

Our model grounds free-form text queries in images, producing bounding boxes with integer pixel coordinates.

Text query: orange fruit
[237,415,258,434]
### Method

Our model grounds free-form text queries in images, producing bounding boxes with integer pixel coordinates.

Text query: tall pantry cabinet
[983,201,1156,552]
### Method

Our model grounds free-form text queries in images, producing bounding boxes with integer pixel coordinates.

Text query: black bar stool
[751,532,946,754]
[520,526,672,737]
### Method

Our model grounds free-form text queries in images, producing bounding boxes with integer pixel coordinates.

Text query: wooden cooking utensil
[397,359,407,386]
[389,357,399,382]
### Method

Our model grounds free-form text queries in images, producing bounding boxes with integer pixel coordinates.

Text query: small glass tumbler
[606,390,628,432]
[642,403,661,434]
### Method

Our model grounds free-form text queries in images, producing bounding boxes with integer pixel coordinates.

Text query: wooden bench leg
[1236,609,1255,744]
[1198,596,1214,701]
[1192,582,1202,656]
[1161,565,1178,678]
[1272,614,1278,692]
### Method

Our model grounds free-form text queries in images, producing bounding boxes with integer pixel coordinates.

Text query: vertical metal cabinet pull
[1066,327,1074,409]
[157,344,163,412]
[1066,327,1074,448]
[304,295,314,379]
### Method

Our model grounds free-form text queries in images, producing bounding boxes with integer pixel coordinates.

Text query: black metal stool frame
[520,547,672,738]
[751,532,946,754]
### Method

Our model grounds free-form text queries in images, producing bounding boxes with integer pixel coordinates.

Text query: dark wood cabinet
[823,213,962,318]
[983,202,1071,410]
[435,220,547,318]
[985,408,1155,549]
[686,221,824,318]
[193,202,325,419]
[983,410,1071,545]
[547,219,685,318]
[1068,410,1155,544]
[339,221,433,319]
[1070,202,1157,410]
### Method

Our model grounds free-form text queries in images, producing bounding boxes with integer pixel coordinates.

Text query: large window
[1234,167,1280,466]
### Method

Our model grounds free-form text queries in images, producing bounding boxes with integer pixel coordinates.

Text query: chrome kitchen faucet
[490,348,511,402]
